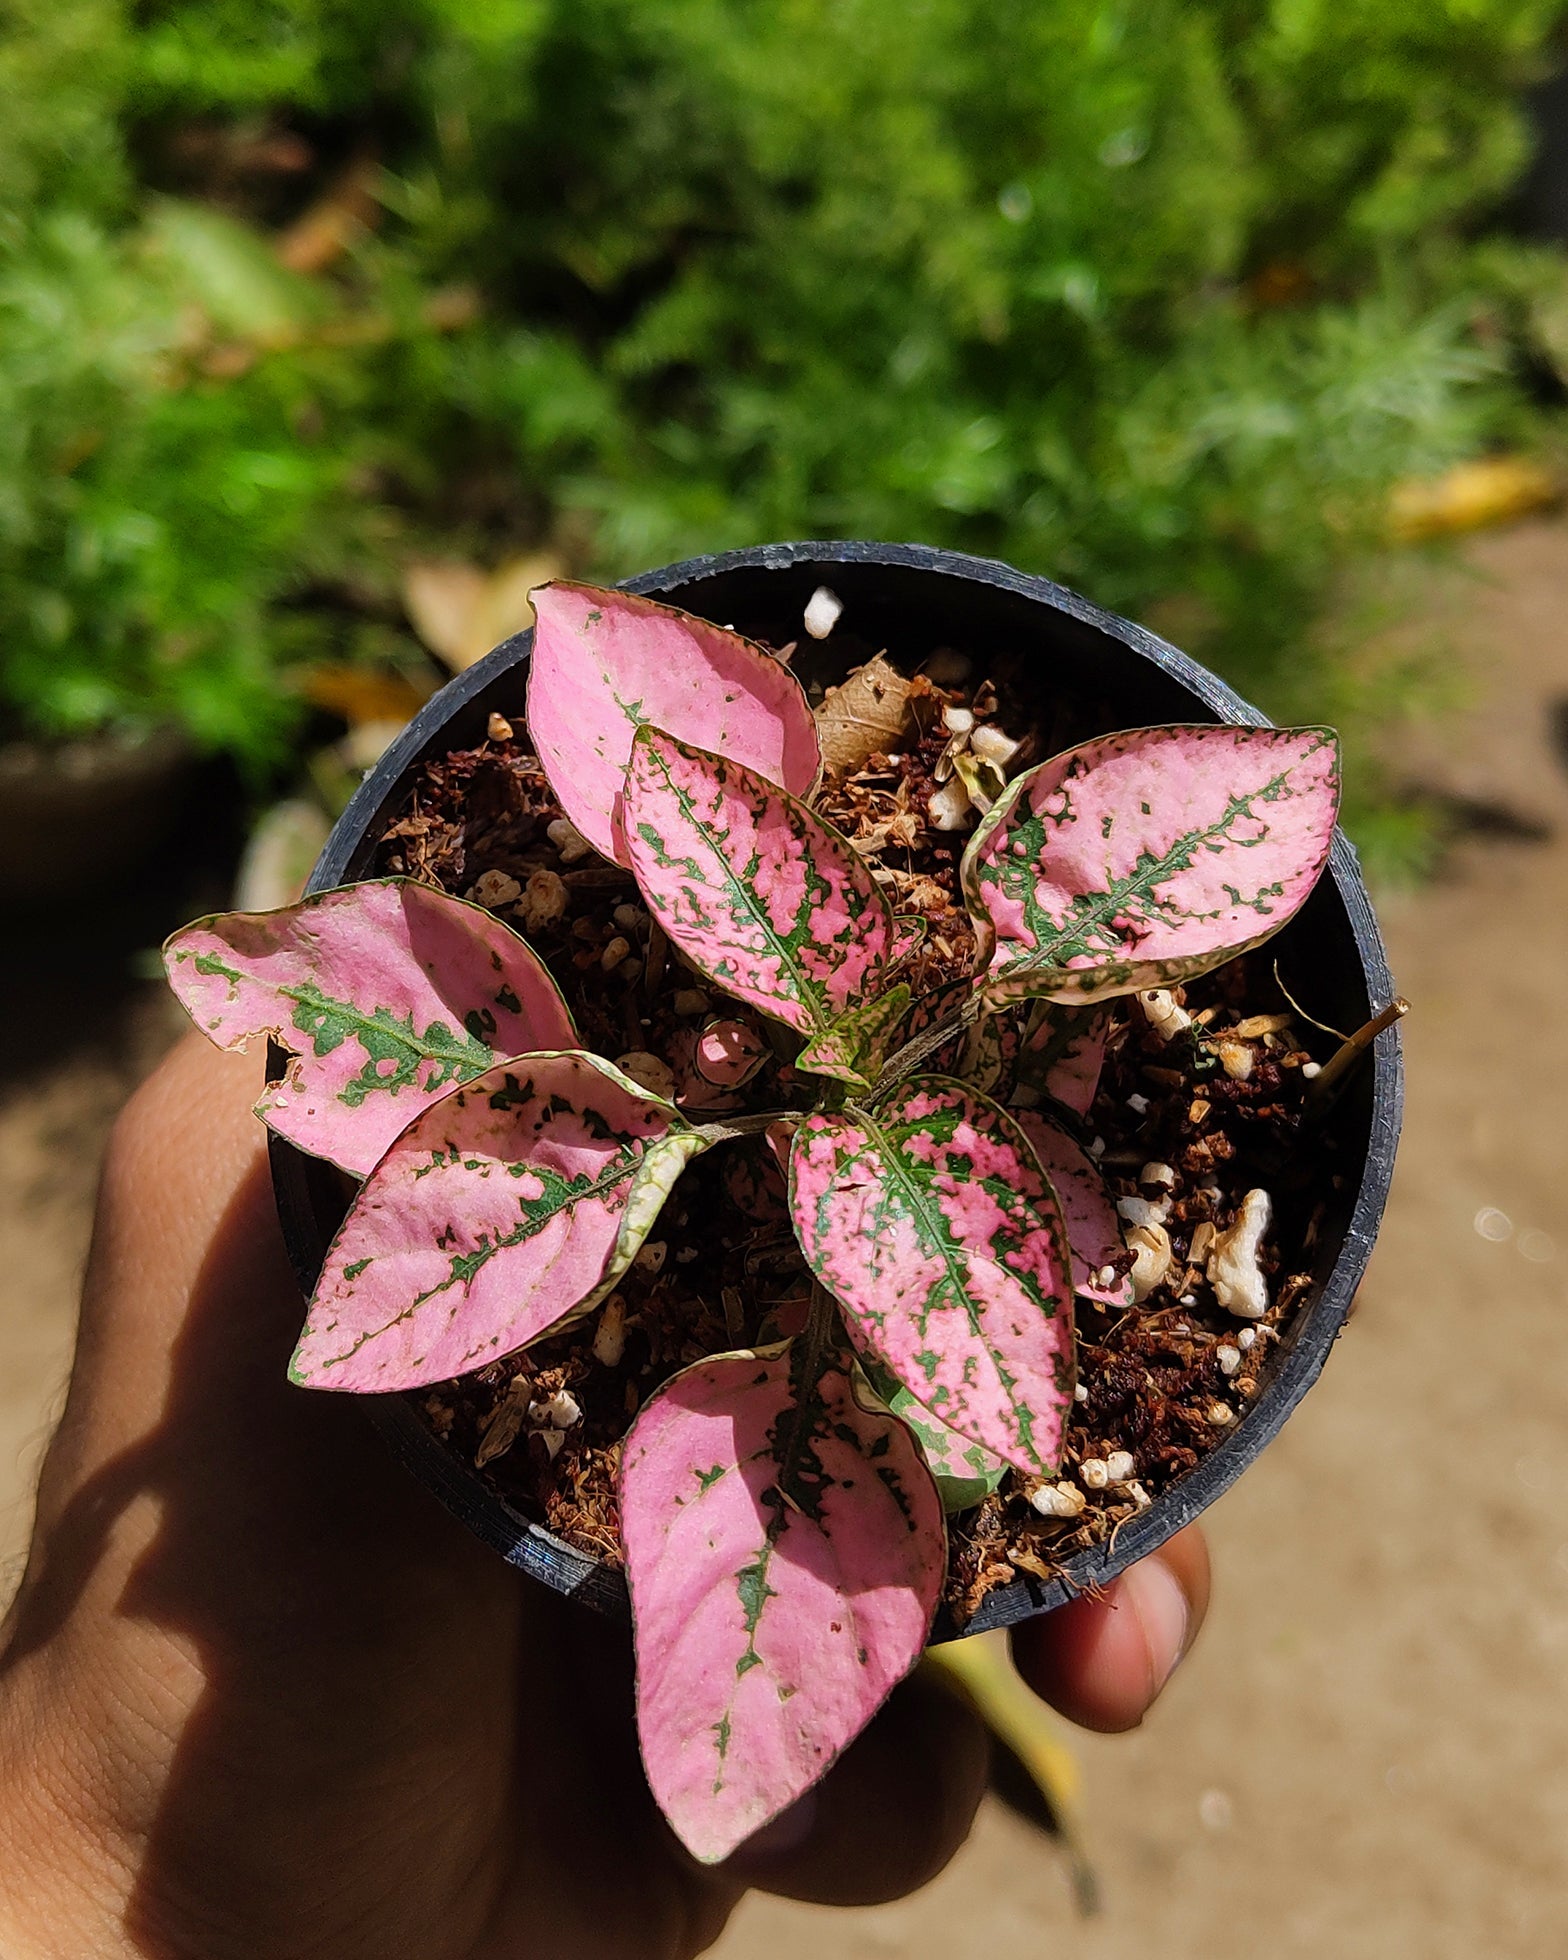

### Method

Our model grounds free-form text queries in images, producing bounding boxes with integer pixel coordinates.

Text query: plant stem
[692,1109,793,1145]
[1305,995,1408,1106]
[867,999,982,1101]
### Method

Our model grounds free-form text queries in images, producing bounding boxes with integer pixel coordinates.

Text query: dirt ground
[3,521,1565,1956]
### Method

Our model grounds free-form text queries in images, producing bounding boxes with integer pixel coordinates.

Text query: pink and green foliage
[163,879,577,1177]
[620,1336,945,1863]
[526,582,821,865]
[1013,1110,1133,1309]
[865,1363,1008,1514]
[623,727,894,1048]
[962,725,1340,1007]
[1017,1002,1108,1117]
[794,984,911,1090]
[162,580,1346,1865]
[294,1052,707,1391]
[787,1079,1076,1476]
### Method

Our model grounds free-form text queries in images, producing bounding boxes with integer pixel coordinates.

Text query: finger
[1008,1525,1211,1733]
[722,1667,990,1906]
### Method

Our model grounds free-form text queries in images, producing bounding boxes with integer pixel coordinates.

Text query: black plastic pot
[270,541,1403,1639]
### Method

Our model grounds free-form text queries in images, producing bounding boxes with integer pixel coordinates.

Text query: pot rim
[270,539,1404,1638]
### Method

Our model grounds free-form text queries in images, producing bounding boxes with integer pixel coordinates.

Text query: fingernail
[728,1790,820,1867]
[1122,1555,1192,1696]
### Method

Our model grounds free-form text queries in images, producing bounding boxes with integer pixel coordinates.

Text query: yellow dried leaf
[816,653,916,780]
[1389,457,1559,542]
[403,552,563,672]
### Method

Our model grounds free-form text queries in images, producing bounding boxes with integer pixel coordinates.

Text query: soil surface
[2,519,1565,1956]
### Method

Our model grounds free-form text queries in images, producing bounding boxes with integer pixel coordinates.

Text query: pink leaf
[527,582,821,865]
[623,728,894,1036]
[1012,1109,1133,1308]
[788,1079,1076,1475]
[163,879,578,1177]
[961,725,1340,1005]
[621,1340,945,1862]
[862,1362,1008,1513]
[293,1052,706,1390]
[1017,1002,1108,1117]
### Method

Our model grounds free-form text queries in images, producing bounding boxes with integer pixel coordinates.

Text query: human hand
[0,1037,1209,1958]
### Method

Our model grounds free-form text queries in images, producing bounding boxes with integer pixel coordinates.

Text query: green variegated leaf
[863,1360,1008,1512]
[796,983,912,1089]
[623,726,894,1036]
[293,1052,707,1390]
[962,725,1341,1006]
[789,1076,1076,1475]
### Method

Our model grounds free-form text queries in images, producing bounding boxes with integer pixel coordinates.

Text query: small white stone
[803,585,843,639]
[592,1295,628,1368]
[539,1389,582,1430]
[1237,1326,1258,1351]
[942,704,975,736]
[1301,1060,1322,1079]
[1126,1092,1150,1114]
[927,777,973,830]
[1031,1481,1086,1519]
[634,1240,667,1274]
[1126,1222,1175,1301]
[1214,1038,1254,1082]
[1207,1187,1273,1319]
[1138,988,1191,1041]
[515,868,567,931]
[1216,1343,1242,1377]
[1206,1401,1236,1427]
[1093,1263,1118,1291]
[613,902,644,933]
[1073,1383,1090,1404]
[1127,1480,1152,1511]
[1178,1292,1198,1308]
[969,723,1021,768]
[466,869,522,908]
[1117,1193,1171,1229]
[1089,1136,1106,1158]
[601,935,632,971]
[547,816,594,863]
[1079,1457,1110,1490]
[1105,1450,1136,1484]
[1140,1161,1177,1190]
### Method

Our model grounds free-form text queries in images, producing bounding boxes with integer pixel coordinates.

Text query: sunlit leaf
[789,1077,1075,1474]
[621,1338,944,1862]
[164,878,578,1177]
[962,725,1340,1006]
[293,1051,705,1389]
[623,726,893,1035]
[527,581,821,864]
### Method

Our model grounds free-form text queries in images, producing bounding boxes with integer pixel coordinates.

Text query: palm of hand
[0,1040,1204,1958]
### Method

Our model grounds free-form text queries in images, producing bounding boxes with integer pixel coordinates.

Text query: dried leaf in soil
[816,653,918,780]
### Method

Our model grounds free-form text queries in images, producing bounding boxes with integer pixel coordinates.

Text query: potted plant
[162,541,1402,1863]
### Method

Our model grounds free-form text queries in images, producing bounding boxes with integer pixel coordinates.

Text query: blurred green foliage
[1,0,1564,818]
